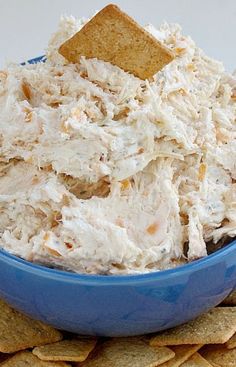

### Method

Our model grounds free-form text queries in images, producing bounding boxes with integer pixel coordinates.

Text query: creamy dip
[0,16,235,274]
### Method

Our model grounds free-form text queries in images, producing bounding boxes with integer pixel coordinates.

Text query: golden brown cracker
[150,308,236,346]
[33,338,96,362]
[0,300,62,353]
[59,4,174,80]
[226,332,236,349]
[159,345,202,367]
[0,351,70,366]
[78,337,175,366]
[201,345,236,367]
[180,353,213,367]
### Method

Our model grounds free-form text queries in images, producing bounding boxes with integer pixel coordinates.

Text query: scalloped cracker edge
[33,338,97,362]
[150,308,236,346]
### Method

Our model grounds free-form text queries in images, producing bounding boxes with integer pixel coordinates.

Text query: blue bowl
[0,242,235,337]
[0,56,235,336]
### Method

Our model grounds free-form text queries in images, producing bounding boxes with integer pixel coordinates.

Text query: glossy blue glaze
[21,55,46,65]
[0,56,235,336]
[0,242,235,336]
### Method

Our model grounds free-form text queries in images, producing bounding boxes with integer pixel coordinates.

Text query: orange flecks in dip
[43,232,61,257]
[175,47,186,55]
[60,121,70,133]
[121,179,131,191]
[65,242,73,249]
[31,175,39,184]
[179,88,187,96]
[186,63,196,72]
[46,248,61,257]
[62,195,70,207]
[43,233,50,241]
[0,70,7,78]
[22,81,32,101]
[180,212,189,225]
[43,164,53,172]
[24,107,33,122]
[231,89,236,101]
[113,107,130,121]
[198,163,206,181]
[146,222,159,235]
[25,156,33,164]
[138,147,144,154]
[51,211,62,228]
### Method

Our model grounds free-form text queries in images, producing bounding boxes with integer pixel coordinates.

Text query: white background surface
[0,0,235,71]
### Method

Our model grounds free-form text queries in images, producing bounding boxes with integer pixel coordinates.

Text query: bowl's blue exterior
[0,242,235,336]
[0,56,235,336]
[21,55,46,65]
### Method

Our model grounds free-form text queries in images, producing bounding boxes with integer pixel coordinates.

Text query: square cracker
[159,345,202,367]
[226,332,236,349]
[201,345,236,367]
[0,351,70,366]
[33,338,97,362]
[150,308,236,346]
[180,353,213,367]
[0,300,62,353]
[59,4,174,80]
[77,337,175,367]
[222,291,236,306]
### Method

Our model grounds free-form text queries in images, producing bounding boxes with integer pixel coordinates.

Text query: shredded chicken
[0,16,235,274]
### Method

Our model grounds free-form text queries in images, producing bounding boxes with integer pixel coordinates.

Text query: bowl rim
[0,240,235,284]
[5,56,233,285]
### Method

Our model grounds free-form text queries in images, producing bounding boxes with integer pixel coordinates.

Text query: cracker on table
[33,338,97,362]
[0,300,62,353]
[159,345,202,367]
[77,337,175,367]
[59,4,174,80]
[222,291,236,306]
[150,308,236,346]
[200,344,236,367]
[0,351,70,366]
[180,352,213,367]
[226,332,236,349]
